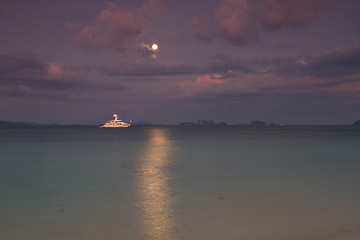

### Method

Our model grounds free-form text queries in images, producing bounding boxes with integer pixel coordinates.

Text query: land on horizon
[1,119,360,127]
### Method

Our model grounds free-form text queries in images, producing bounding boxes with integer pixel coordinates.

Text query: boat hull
[100,124,131,128]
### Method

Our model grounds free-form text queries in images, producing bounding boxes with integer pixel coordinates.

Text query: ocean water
[1,126,360,240]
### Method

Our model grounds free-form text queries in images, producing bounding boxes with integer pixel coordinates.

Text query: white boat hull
[100,124,131,128]
[100,114,132,128]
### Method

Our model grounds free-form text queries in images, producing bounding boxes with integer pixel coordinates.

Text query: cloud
[208,53,256,74]
[95,41,360,95]
[190,0,257,45]
[0,52,126,100]
[201,42,360,87]
[137,42,159,58]
[259,0,329,31]
[215,0,259,45]
[0,52,47,77]
[96,54,255,77]
[191,0,329,45]
[73,0,166,53]
[302,41,360,77]
[176,42,360,100]
[178,73,229,96]
[296,59,307,65]
[72,41,360,109]
[271,42,360,78]
[177,71,360,112]
[0,52,82,94]
[178,71,283,97]
[138,42,154,57]
[97,61,203,76]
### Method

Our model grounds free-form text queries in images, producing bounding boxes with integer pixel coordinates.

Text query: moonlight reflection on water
[136,128,178,240]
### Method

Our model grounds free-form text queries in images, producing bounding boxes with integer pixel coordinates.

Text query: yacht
[100,114,132,128]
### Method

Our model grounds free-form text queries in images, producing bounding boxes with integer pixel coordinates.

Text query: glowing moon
[152,43,158,51]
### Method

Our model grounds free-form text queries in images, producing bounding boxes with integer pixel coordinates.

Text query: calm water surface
[1,126,360,240]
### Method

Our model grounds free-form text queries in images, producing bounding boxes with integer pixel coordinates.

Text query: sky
[1,0,360,125]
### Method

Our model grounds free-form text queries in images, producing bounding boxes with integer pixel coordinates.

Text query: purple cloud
[260,0,329,31]
[0,52,126,100]
[270,42,360,78]
[191,0,329,45]
[96,62,203,76]
[0,52,47,76]
[303,42,360,77]
[96,53,257,77]
[73,1,166,53]
[175,42,360,103]
[209,53,256,74]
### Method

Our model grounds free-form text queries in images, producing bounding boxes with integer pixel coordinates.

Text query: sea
[1,125,360,240]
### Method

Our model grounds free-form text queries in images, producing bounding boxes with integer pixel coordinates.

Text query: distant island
[178,120,276,126]
[0,120,47,127]
[178,120,227,126]
[353,120,360,126]
[0,120,88,127]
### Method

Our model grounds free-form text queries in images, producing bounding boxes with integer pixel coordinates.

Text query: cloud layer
[1,42,359,123]
[190,0,329,45]
[73,0,165,53]
[176,42,360,100]
[0,52,125,101]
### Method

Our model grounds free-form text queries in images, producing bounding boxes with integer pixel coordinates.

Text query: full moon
[151,43,158,51]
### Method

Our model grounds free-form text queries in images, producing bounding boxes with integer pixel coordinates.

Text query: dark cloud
[96,54,258,78]
[0,52,47,76]
[203,42,360,83]
[259,0,329,31]
[0,52,126,100]
[184,91,265,106]
[191,0,329,45]
[0,52,78,89]
[97,62,203,76]
[73,1,166,53]
[175,42,360,113]
[138,44,155,57]
[96,41,360,84]
[271,42,360,78]
[137,42,159,58]
[303,42,360,77]
[124,77,162,81]
[208,54,256,74]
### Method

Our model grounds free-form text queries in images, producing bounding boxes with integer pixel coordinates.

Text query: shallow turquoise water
[1,126,360,240]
